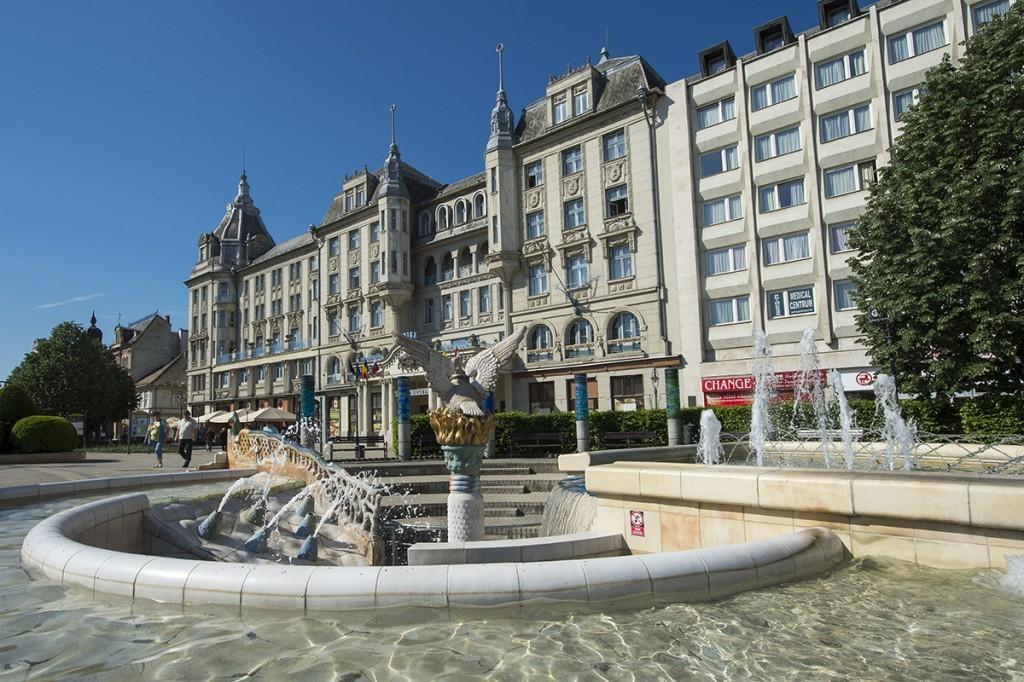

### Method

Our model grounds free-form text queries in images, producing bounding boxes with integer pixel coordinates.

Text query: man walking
[177,411,197,467]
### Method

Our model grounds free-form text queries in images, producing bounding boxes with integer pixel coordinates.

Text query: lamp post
[651,368,660,409]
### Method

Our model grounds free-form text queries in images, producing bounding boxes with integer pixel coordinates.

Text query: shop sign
[409,388,431,397]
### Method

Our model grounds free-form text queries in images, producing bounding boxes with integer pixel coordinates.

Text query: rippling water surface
[2,485,1024,680]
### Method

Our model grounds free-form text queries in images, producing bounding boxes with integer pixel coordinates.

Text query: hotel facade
[184,0,1012,433]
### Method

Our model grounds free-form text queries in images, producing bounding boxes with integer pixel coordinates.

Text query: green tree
[848,5,1024,399]
[8,322,135,425]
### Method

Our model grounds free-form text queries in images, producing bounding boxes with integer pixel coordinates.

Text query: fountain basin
[21,492,846,612]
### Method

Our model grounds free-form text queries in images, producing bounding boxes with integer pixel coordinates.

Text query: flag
[360,360,369,379]
[372,361,380,375]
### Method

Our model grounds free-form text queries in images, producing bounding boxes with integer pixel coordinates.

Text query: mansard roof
[212,173,275,247]
[320,160,443,226]
[516,54,667,144]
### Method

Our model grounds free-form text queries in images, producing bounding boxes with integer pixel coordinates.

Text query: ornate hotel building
[185,0,1012,429]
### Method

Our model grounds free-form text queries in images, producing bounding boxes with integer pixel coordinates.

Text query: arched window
[474,193,486,218]
[608,312,641,353]
[455,201,467,225]
[527,325,553,362]
[437,206,449,231]
[419,212,432,237]
[442,253,455,282]
[565,319,594,359]
[457,247,473,278]
[424,257,437,285]
[327,357,341,380]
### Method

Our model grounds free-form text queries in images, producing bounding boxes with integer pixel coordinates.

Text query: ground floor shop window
[611,374,645,411]
[565,377,599,412]
[529,382,556,414]
[347,395,357,436]
[329,397,341,438]
[371,392,382,432]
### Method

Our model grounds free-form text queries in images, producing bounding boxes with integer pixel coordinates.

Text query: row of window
[552,82,589,125]
[709,280,856,326]
[524,184,630,238]
[704,222,856,276]
[528,374,645,414]
[214,357,317,388]
[523,129,627,189]
[327,300,386,335]
[424,286,496,325]
[527,244,634,297]
[327,222,379,258]
[701,159,875,225]
[525,312,642,362]
[422,245,488,285]
[419,194,488,237]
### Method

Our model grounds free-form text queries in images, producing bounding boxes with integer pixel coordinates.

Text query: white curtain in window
[759,186,777,212]
[825,167,857,197]
[974,0,1010,26]
[697,107,718,129]
[707,249,731,274]
[710,300,733,325]
[888,35,910,62]
[913,22,945,53]
[721,98,735,121]
[849,51,866,75]
[853,105,871,132]
[816,58,845,88]
[771,76,795,102]
[784,234,809,261]
[751,86,769,110]
[821,111,851,141]
[894,91,914,119]
[763,240,781,265]
[776,128,801,155]
[728,195,742,219]
[755,135,772,161]
[732,246,746,270]
[830,223,852,252]
[735,296,750,322]
[703,199,726,226]
[724,146,738,169]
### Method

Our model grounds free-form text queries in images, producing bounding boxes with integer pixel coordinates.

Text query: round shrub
[11,415,78,453]
[0,384,37,425]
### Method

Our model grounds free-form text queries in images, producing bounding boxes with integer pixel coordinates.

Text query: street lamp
[868,307,899,396]
[651,368,660,409]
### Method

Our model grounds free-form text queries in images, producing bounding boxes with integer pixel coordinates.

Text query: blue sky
[0,0,838,379]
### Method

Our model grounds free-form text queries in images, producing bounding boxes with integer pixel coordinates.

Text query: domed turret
[86,311,103,343]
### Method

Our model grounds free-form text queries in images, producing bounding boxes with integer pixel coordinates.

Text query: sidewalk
[0,449,226,487]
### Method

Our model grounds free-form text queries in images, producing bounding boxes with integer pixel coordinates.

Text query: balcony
[215,338,313,365]
[326,374,344,386]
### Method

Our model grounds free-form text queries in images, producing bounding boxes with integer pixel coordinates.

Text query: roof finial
[90,310,97,326]
[496,43,505,93]
[600,27,609,63]
[390,104,397,149]
[241,146,246,177]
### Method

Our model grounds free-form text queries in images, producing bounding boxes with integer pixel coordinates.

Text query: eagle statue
[393,327,527,417]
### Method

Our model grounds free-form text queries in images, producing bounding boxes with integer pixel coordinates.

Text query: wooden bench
[602,431,659,448]
[511,432,565,456]
[795,428,864,441]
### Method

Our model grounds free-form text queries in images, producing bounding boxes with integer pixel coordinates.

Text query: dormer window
[345,190,355,211]
[698,42,737,78]
[356,186,366,206]
[818,0,859,29]
[553,93,569,124]
[755,18,794,55]
[573,84,589,115]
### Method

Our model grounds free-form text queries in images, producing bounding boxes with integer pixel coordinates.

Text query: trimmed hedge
[0,421,9,452]
[0,384,37,425]
[960,395,1024,435]
[11,415,78,453]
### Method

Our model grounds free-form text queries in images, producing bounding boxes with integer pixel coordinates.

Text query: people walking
[177,411,197,467]
[145,412,167,468]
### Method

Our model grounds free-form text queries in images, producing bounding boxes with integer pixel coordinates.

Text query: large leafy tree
[8,322,135,424]
[849,5,1024,399]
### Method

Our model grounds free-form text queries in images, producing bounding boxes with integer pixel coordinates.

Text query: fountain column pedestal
[443,444,485,541]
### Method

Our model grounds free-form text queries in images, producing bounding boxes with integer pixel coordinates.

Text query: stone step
[388,514,544,531]
[337,458,562,478]
[480,484,529,494]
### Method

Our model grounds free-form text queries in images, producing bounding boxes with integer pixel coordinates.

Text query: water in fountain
[1001,555,1024,597]
[216,477,255,512]
[750,330,776,467]
[696,409,723,466]
[830,369,856,470]
[874,374,917,471]
[540,476,596,536]
[791,328,832,468]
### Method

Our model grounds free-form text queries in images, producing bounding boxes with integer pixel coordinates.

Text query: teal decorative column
[574,374,589,452]
[397,376,411,460]
[300,374,315,448]
[443,442,486,541]
[484,391,496,459]
[665,368,682,446]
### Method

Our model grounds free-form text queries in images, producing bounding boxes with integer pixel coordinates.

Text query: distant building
[108,312,187,436]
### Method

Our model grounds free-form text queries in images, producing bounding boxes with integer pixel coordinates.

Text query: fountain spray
[830,369,856,470]
[750,330,776,467]
[696,409,723,466]
[873,374,916,471]
[791,328,832,468]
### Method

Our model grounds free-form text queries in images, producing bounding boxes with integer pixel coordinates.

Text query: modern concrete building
[662,0,1011,406]
[184,0,1013,429]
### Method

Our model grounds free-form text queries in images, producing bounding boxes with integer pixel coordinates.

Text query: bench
[602,431,659,448]
[328,434,386,460]
[795,428,864,441]
[511,432,565,456]
[416,431,441,458]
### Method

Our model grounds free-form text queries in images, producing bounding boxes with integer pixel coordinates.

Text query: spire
[90,310,97,326]
[599,27,610,63]
[86,310,103,343]
[380,104,407,198]
[487,43,515,151]
[235,171,252,206]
